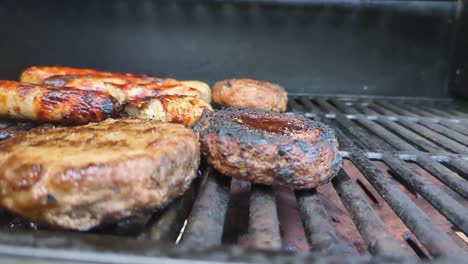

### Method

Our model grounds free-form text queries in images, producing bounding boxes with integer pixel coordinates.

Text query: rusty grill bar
[0,96,467,263]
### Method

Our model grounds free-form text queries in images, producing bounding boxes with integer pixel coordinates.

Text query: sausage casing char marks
[20,66,160,85]
[20,66,213,125]
[21,66,212,103]
[0,81,121,124]
[43,75,207,104]
[193,108,342,189]
[0,118,200,230]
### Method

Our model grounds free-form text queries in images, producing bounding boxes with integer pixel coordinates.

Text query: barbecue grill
[0,0,467,263]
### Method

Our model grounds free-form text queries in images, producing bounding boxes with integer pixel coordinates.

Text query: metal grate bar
[287,98,306,113]
[461,120,468,128]
[368,102,398,116]
[354,103,380,116]
[180,168,231,248]
[418,120,468,146]
[335,116,391,151]
[383,156,468,234]
[332,170,406,257]
[377,102,418,117]
[415,156,468,200]
[314,99,337,115]
[145,178,199,242]
[447,109,468,119]
[398,120,468,154]
[377,119,444,153]
[302,100,390,151]
[248,185,281,250]
[437,120,468,136]
[350,153,463,256]
[296,190,357,255]
[298,97,321,114]
[419,106,454,118]
[355,118,417,151]
[396,103,437,118]
[446,158,468,181]
[329,99,359,115]
[322,119,358,151]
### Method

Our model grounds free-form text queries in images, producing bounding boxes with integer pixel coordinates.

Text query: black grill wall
[0,0,458,97]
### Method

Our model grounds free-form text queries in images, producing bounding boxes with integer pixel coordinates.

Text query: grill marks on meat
[43,75,206,104]
[193,108,341,189]
[20,66,160,85]
[0,81,121,124]
[19,66,213,125]
[21,66,212,103]
[20,66,101,84]
[0,118,200,230]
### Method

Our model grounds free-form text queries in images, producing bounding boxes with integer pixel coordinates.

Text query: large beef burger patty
[0,118,200,230]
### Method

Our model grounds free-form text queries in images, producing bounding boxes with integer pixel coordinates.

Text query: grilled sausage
[20,66,101,84]
[0,118,200,230]
[193,108,341,189]
[43,75,208,103]
[20,66,159,84]
[213,78,287,112]
[0,81,121,124]
[20,66,212,102]
[125,95,213,126]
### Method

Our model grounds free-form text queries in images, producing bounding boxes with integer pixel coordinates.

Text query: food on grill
[0,118,200,230]
[212,78,288,112]
[43,75,211,104]
[178,80,212,103]
[20,66,101,84]
[21,66,212,103]
[0,81,121,124]
[125,95,213,126]
[193,108,341,189]
[20,66,159,84]
[18,66,214,125]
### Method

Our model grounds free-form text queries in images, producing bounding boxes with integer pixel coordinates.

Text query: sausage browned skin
[20,66,212,102]
[0,118,200,230]
[213,78,287,112]
[20,66,159,84]
[193,108,341,189]
[43,75,207,103]
[0,81,121,124]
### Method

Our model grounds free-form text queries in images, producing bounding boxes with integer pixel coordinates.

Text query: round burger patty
[212,78,288,112]
[193,108,341,189]
[0,118,200,230]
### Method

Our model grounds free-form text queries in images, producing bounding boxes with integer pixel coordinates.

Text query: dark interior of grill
[0,0,467,263]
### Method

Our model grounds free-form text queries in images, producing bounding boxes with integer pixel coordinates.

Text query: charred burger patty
[193,108,341,189]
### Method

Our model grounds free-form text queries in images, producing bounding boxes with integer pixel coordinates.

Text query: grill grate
[0,96,467,263]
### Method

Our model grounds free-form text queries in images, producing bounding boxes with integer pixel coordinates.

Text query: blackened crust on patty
[193,108,342,189]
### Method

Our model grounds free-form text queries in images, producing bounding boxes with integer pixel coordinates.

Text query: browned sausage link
[20,66,101,84]
[20,66,159,84]
[42,75,202,104]
[0,81,121,124]
[21,66,212,103]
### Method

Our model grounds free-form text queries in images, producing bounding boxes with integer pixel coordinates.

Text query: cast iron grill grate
[0,96,466,263]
